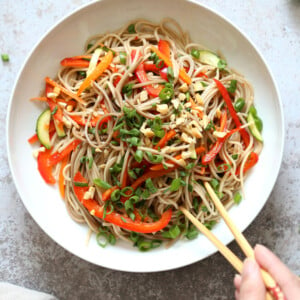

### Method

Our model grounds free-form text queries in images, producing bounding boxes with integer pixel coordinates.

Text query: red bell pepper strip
[143,64,169,82]
[236,152,259,175]
[28,134,39,144]
[73,172,172,233]
[150,146,206,171]
[48,139,81,166]
[37,148,56,184]
[202,110,227,165]
[102,186,119,202]
[131,50,163,97]
[213,79,250,147]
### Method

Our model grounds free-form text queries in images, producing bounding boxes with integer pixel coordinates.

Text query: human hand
[234,244,300,300]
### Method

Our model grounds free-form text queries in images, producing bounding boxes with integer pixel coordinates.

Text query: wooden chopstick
[180,207,273,300]
[203,181,285,300]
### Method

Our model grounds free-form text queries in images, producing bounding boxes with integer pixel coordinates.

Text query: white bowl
[7,0,283,272]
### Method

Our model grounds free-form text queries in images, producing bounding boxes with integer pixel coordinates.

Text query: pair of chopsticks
[180,181,285,300]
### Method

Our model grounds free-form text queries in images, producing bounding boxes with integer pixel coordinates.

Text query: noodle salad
[28,19,263,251]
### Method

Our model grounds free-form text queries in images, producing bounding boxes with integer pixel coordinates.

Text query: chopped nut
[53,87,61,95]
[184,102,192,108]
[46,92,58,99]
[181,132,195,144]
[83,191,91,200]
[142,128,155,138]
[181,151,191,159]
[191,127,203,138]
[140,90,148,102]
[176,117,185,126]
[88,187,95,198]
[178,93,186,101]
[195,94,204,106]
[193,81,204,92]
[113,56,120,64]
[200,115,210,128]
[93,111,99,117]
[171,99,180,109]
[66,105,73,112]
[103,149,109,158]
[156,104,169,115]
[179,83,188,93]
[177,158,186,167]
[95,148,102,153]
[213,131,227,138]
[58,102,67,107]
[90,209,95,216]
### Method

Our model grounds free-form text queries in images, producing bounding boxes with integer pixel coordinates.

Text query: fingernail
[243,258,258,276]
[234,274,241,281]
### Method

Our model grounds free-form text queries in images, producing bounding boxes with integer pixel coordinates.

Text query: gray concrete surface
[1,0,299,299]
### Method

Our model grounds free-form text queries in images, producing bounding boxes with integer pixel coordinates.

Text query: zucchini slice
[248,113,263,142]
[54,118,66,137]
[36,109,51,149]
[199,50,222,68]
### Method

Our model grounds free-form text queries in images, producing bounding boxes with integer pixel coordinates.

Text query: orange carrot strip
[45,77,84,104]
[154,129,176,150]
[150,146,206,171]
[190,98,204,119]
[77,51,113,96]
[150,46,192,85]
[30,97,47,102]
[59,156,69,199]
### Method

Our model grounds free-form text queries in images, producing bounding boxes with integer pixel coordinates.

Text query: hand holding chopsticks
[180,181,286,300]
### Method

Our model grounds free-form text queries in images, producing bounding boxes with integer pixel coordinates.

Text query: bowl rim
[6,0,284,272]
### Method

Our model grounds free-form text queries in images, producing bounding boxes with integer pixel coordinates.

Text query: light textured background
[1,0,299,299]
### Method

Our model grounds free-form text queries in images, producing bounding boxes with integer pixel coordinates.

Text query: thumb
[239,258,266,300]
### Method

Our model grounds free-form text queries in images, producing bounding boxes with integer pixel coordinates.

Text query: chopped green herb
[204,220,217,230]
[167,66,174,83]
[121,217,128,223]
[74,182,88,187]
[120,186,134,197]
[201,205,208,212]
[188,184,193,192]
[119,51,127,65]
[146,152,163,163]
[205,121,216,131]
[93,179,112,190]
[217,59,227,70]
[127,24,136,34]
[191,49,200,59]
[234,98,245,112]
[159,87,174,102]
[87,43,94,50]
[145,178,157,194]
[185,225,199,240]
[227,80,237,94]
[77,70,86,77]
[134,149,143,163]
[217,163,232,172]
[162,225,181,239]
[122,83,134,97]
[155,58,164,69]
[1,54,9,62]
[232,154,239,160]
[170,178,182,192]
[111,189,120,202]
[233,192,242,204]
[201,81,208,87]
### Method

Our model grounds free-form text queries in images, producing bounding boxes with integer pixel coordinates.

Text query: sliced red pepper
[28,134,39,144]
[154,129,176,150]
[144,64,169,82]
[102,186,119,202]
[236,152,259,175]
[213,79,250,147]
[37,148,56,184]
[202,110,227,165]
[131,50,163,97]
[48,139,81,166]
[73,172,172,233]
[158,40,171,58]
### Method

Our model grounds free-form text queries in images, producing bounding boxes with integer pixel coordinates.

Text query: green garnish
[162,225,181,239]
[51,106,58,115]
[191,49,200,59]
[167,66,174,83]
[227,80,237,93]
[120,186,134,197]
[155,58,164,69]
[145,178,157,194]
[119,51,127,65]
[93,179,112,189]
[127,24,136,34]
[146,152,163,163]
[1,54,9,62]
[204,220,217,230]
[234,192,242,204]
[217,59,227,70]
[122,83,134,97]
[232,154,239,160]
[234,98,245,112]
[170,178,182,192]
[159,87,174,102]
[185,225,199,240]
[111,189,120,202]
[74,182,88,187]
[134,149,143,163]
